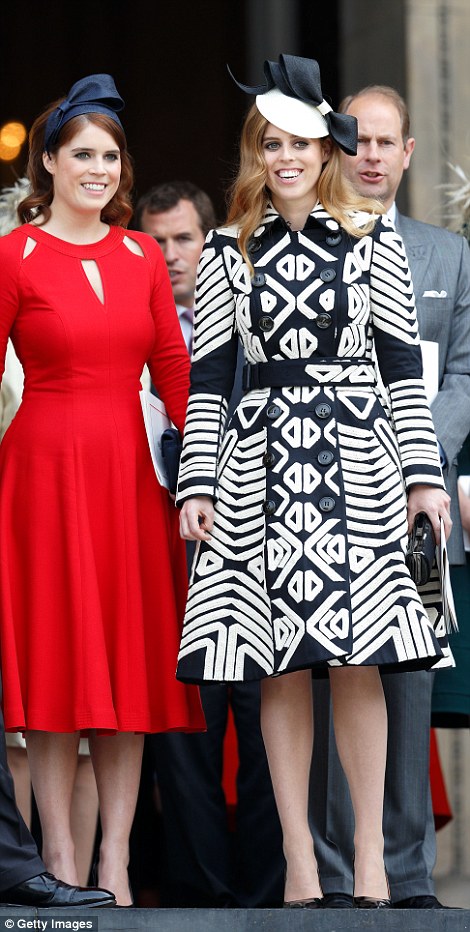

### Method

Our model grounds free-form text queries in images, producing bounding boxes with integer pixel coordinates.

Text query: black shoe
[0,872,116,908]
[354,896,391,909]
[322,892,354,908]
[394,895,449,909]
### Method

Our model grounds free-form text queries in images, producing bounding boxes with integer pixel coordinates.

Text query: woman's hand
[407,484,452,544]
[180,496,215,541]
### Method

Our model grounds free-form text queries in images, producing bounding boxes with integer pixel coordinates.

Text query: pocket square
[422,290,447,298]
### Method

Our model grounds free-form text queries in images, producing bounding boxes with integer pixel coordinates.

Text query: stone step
[0,906,469,931]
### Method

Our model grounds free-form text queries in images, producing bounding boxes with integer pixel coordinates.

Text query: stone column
[406,0,470,225]
[339,0,470,221]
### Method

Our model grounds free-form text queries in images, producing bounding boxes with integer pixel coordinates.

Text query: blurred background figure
[430,165,470,908]
[432,166,470,731]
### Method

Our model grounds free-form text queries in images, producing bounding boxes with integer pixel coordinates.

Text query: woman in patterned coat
[176,56,453,908]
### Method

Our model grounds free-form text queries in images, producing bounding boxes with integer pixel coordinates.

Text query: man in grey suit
[311,85,470,910]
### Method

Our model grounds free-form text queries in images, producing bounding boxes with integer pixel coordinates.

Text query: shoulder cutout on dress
[123,235,144,257]
[22,237,37,259]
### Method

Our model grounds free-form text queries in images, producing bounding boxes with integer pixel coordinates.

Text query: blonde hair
[226,104,382,272]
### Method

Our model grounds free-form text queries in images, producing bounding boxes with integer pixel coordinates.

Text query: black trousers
[148,681,284,907]
[0,706,44,891]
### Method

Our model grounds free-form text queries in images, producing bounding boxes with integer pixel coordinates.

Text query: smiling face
[262,124,330,216]
[42,121,121,218]
[339,94,415,210]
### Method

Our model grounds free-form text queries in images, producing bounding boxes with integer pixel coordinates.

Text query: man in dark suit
[311,86,470,910]
[0,704,115,907]
[137,181,284,907]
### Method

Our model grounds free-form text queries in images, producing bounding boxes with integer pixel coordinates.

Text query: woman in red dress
[0,75,204,905]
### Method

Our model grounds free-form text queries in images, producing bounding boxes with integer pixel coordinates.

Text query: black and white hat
[229,54,357,155]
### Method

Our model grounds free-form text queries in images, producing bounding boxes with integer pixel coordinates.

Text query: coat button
[248,238,263,253]
[252,272,266,287]
[263,500,276,516]
[320,268,336,283]
[259,316,274,332]
[316,313,332,329]
[319,496,336,512]
[263,452,276,468]
[317,450,334,466]
[267,404,281,419]
[326,233,342,246]
[315,402,331,419]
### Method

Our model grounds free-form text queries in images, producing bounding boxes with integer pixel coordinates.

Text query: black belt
[242,359,376,391]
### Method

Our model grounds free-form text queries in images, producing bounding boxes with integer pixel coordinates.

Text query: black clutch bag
[405,512,436,586]
[161,427,182,495]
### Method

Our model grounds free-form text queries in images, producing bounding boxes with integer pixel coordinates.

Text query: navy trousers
[148,681,284,907]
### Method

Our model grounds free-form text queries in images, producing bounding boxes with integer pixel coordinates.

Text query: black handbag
[160,427,182,495]
[405,512,436,586]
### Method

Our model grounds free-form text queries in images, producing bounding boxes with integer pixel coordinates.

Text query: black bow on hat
[228,54,357,155]
[44,74,125,153]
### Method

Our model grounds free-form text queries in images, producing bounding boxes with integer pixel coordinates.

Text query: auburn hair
[226,104,382,272]
[18,104,133,227]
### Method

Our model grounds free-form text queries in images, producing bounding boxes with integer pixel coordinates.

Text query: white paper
[436,516,458,633]
[420,341,439,405]
[139,390,171,489]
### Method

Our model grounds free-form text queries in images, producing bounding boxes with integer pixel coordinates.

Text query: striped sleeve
[370,220,444,489]
[176,231,239,504]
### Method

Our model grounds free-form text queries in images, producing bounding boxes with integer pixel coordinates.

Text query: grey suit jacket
[396,211,470,563]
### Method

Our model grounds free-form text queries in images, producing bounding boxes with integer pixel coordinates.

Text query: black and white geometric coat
[176,204,453,683]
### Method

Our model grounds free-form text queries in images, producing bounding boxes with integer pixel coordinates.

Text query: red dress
[0,223,204,734]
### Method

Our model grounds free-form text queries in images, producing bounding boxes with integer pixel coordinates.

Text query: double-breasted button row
[262,495,336,517]
[253,267,338,295]
[253,268,337,287]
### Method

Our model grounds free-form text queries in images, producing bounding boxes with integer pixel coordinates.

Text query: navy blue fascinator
[44,74,125,153]
[228,54,357,156]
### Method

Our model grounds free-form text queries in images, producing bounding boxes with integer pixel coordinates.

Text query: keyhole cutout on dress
[82,260,104,304]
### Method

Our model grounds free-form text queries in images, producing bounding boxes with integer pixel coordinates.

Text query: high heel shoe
[354,896,391,909]
[352,854,391,908]
[283,866,323,908]
[91,860,133,907]
[283,896,323,909]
